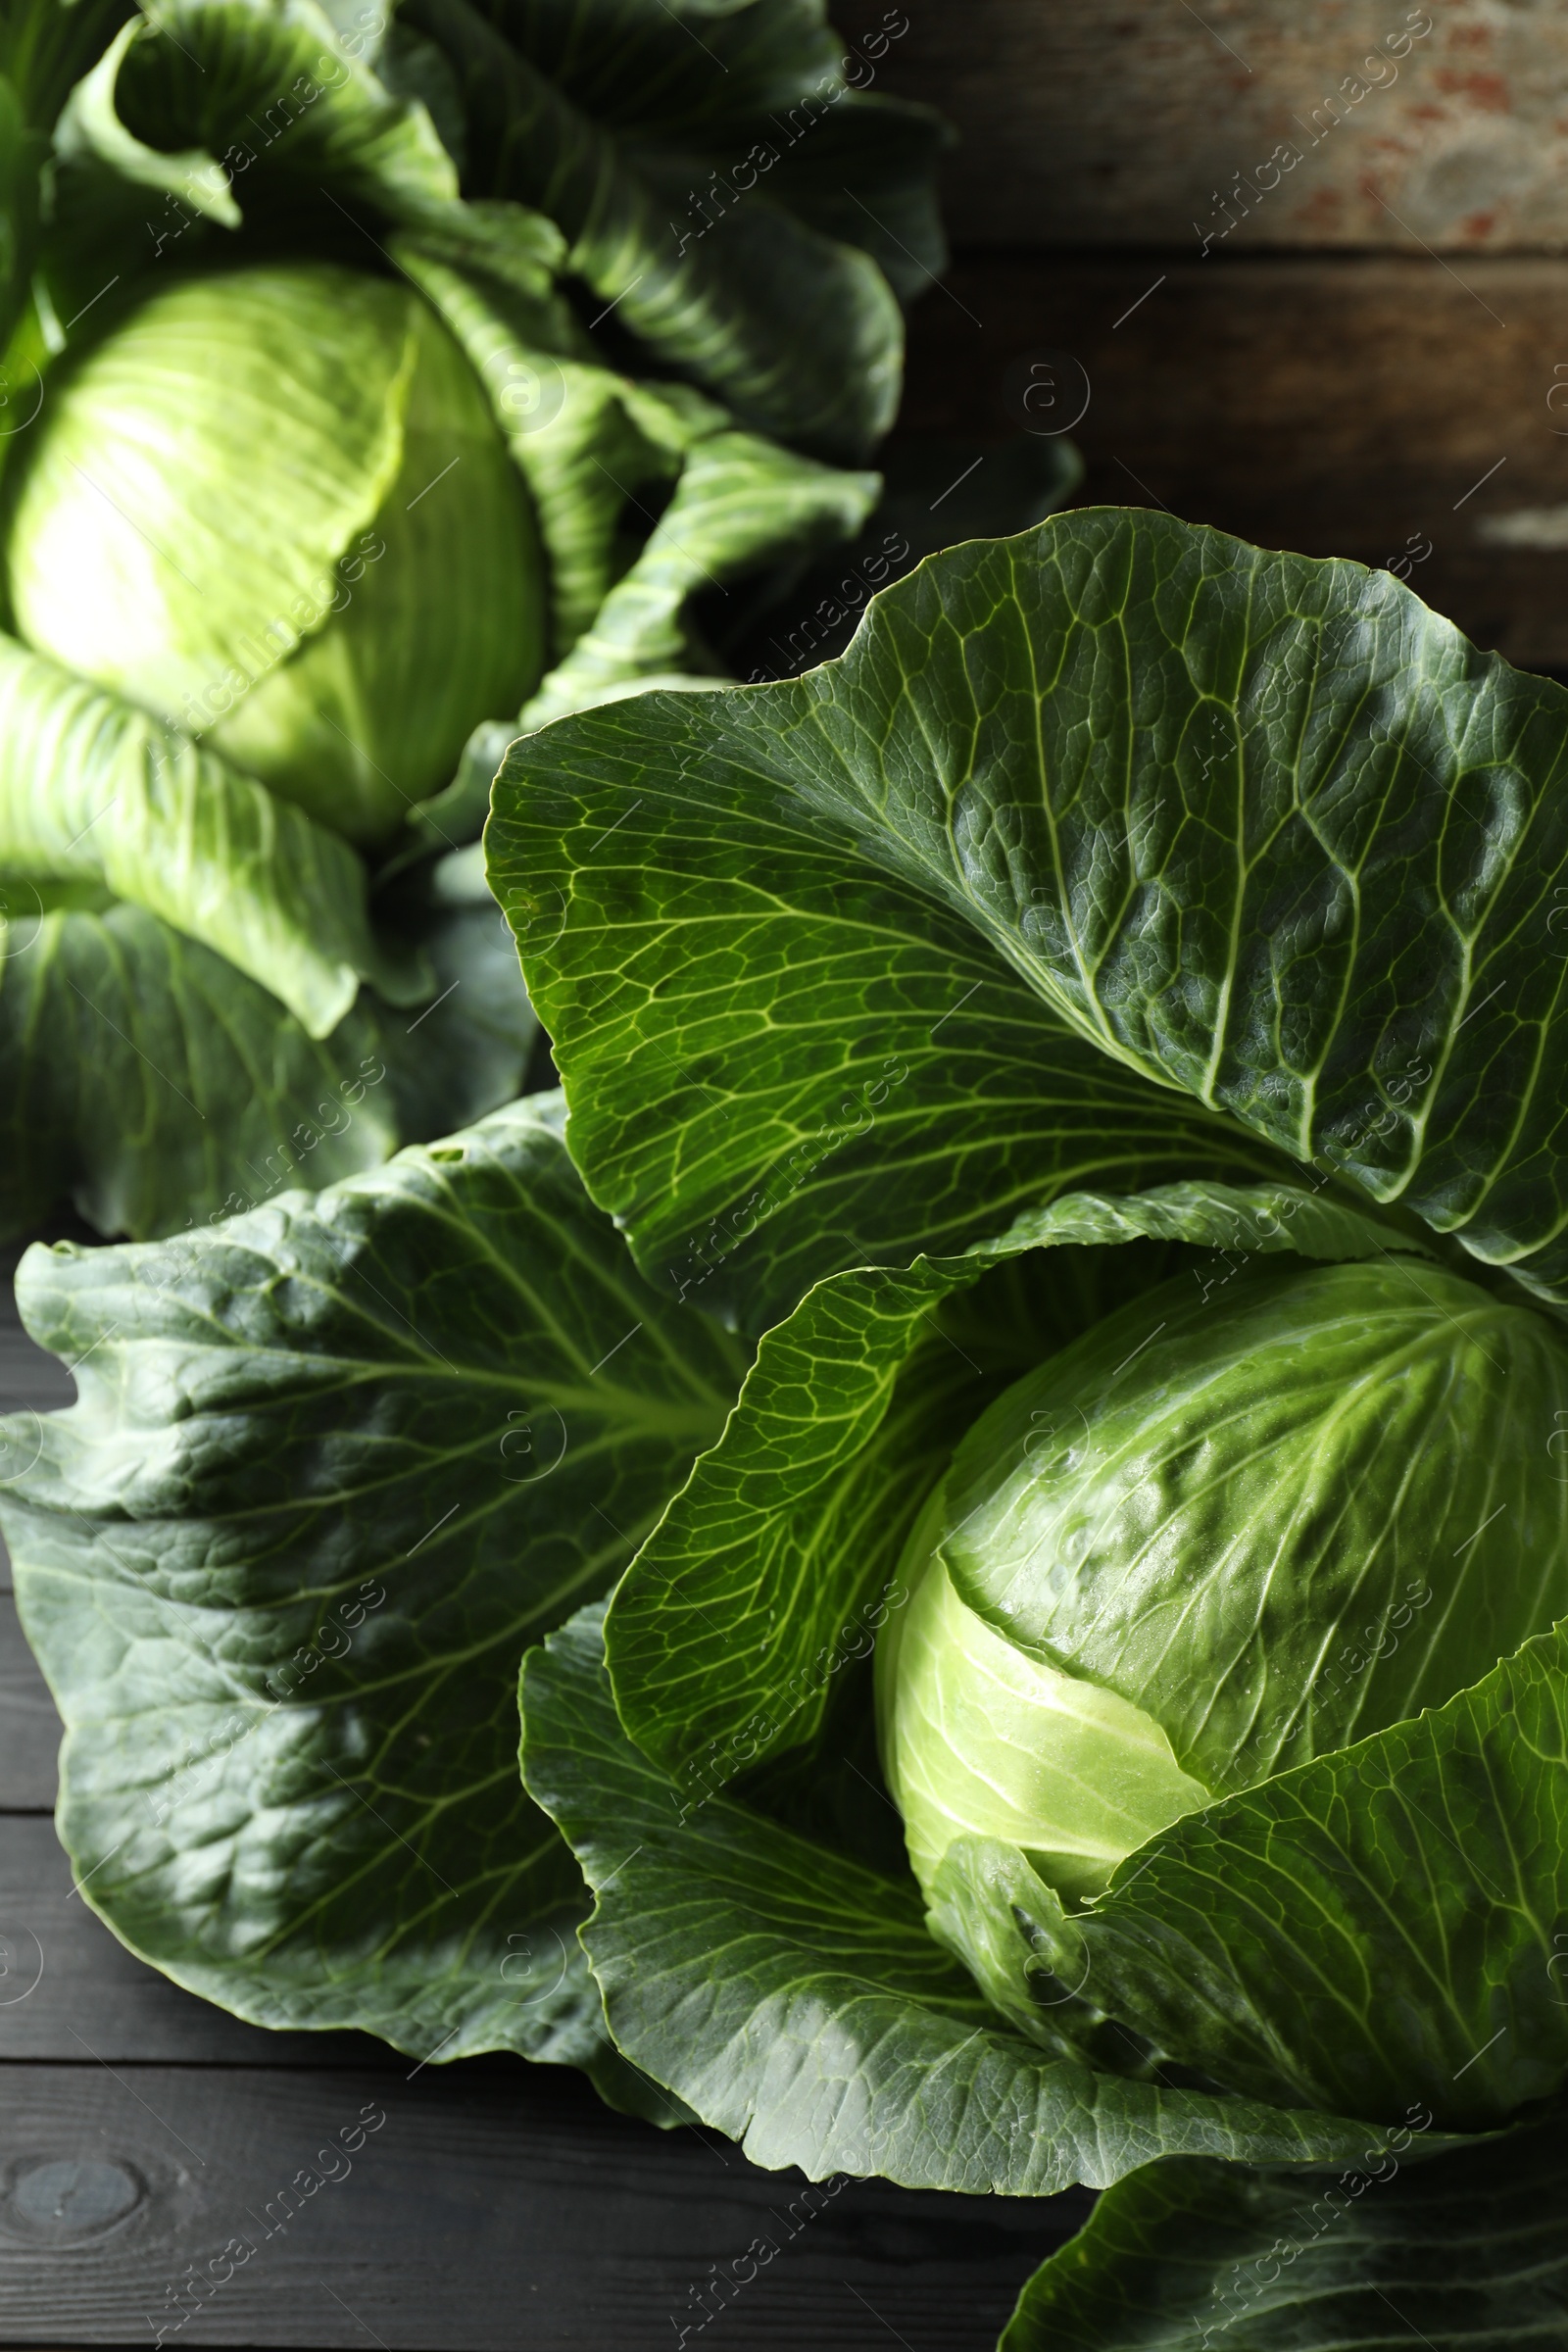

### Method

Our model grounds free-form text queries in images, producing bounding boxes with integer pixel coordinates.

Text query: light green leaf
[520,1601,1393,2193]
[5,259,544,845]
[390,230,639,662]
[59,0,462,221]
[938,1257,1568,1811]
[992,1620,1568,2131]
[964,1175,1433,1268]
[58,16,243,224]
[606,1180,1430,1802]
[922,1836,1114,2065]
[607,1256,985,1802]
[0,632,420,1032]
[497,511,1568,1312]
[1000,2122,1565,2352]
[0,1097,746,2062]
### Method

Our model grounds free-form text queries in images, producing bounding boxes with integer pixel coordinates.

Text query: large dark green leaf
[0,1,131,334]
[494,512,1568,1314]
[487,736,1302,1334]
[408,0,940,458]
[521,1601,1396,2193]
[479,0,949,308]
[1000,2121,1566,2352]
[517,421,879,729]
[0,1098,745,2072]
[606,1178,1425,1801]
[0,883,533,1242]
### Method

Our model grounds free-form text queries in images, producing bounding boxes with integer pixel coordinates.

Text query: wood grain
[898,250,1568,666]
[837,0,1568,254]
[0,1600,57,1812]
[0,2061,1083,2347]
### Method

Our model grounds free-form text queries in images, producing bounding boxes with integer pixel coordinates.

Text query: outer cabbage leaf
[0,0,135,130]
[1000,2121,1567,2352]
[518,422,878,728]
[519,1601,1393,2194]
[58,0,462,225]
[0,633,421,1032]
[488,740,1303,1335]
[406,0,938,458]
[0,78,47,365]
[605,1180,1431,1806]
[0,885,533,1244]
[484,0,950,308]
[0,2,131,349]
[398,238,879,723]
[496,512,1568,1311]
[0,1097,746,2066]
[40,0,581,342]
[391,233,661,663]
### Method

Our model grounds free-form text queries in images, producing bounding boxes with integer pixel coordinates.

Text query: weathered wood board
[838,2,1568,662]
[898,251,1568,666]
[0,2056,1081,2347]
[841,0,1568,252]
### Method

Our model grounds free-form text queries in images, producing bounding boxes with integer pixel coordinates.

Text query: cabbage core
[1,261,544,843]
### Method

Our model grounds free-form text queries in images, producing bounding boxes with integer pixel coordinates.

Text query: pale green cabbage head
[2,260,544,843]
[878,1258,1568,1906]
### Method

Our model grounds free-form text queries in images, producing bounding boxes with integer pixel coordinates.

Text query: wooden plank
[899,251,1568,667]
[0,1239,75,1810]
[0,2061,1083,2347]
[0,1251,73,1426]
[837,0,1568,252]
[0,1819,394,2070]
[0,1595,59,1811]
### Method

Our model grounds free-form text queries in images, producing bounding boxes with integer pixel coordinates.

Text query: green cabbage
[880,1258,1568,1905]
[2,260,544,843]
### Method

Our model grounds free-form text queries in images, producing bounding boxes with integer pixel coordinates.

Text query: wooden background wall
[843,0,1568,667]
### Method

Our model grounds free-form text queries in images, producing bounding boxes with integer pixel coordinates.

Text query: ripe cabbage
[878,1259,1568,1908]
[0,0,925,1242]
[3,261,544,844]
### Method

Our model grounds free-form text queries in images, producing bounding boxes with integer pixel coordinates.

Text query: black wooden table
[0,1243,1088,2349]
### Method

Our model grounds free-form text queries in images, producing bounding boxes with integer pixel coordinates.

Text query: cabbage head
[1,260,544,844]
[878,1258,1568,1908]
